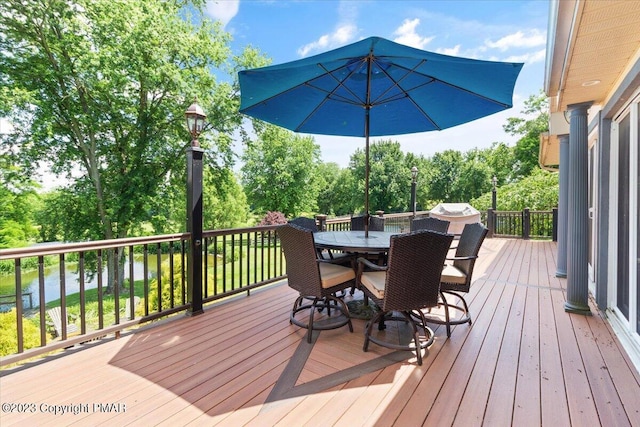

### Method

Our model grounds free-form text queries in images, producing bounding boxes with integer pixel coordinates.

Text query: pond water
[0,255,164,308]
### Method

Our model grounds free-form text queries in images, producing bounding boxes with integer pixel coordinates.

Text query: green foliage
[242,125,322,216]
[147,258,185,312]
[424,150,464,202]
[349,140,412,213]
[324,168,360,216]
[0,309,41,356]
[471,168,558,210]
[0,157,41,248]
[203,169,249,230]
[0,0,265,245]
[503,91,549,178]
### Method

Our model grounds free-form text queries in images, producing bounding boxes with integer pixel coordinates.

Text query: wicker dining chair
[356,230,453,365]
[288,216,318,232]
[410,217,450,233]
[289,217,354,266]
[350,215,385,231]
[421,222,488,337]
[278,224,355,343]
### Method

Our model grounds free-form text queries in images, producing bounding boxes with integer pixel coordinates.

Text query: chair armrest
[445,255,478,262]
[357,257,387,271]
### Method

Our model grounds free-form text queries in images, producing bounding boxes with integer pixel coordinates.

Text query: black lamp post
[491,175,497,210]
[410,166,418,217]
[185,98,206,316]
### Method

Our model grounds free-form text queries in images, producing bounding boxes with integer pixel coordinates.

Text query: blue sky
[206,0,549,167]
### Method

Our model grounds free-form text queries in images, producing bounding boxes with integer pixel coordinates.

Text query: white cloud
[436,45,461,56]
[484,29,546,52]
[297,24,358,57]
[205,0,240,27]
[504,48,546,65]
[392,18,434,49]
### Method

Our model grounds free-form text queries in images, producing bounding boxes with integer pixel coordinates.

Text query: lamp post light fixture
[410,166,418,217]
[185,99,207,147]
[184,98,207,316]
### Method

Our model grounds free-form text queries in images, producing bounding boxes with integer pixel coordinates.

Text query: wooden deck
[1,239,639,426]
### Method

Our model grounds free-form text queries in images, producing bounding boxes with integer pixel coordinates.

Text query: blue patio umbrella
[239,36,523,236]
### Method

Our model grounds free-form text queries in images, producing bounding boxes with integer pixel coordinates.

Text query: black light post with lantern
[410,166,418,217]
[488,175,498,238]
[185,99,206,316]
[491,175,497,210]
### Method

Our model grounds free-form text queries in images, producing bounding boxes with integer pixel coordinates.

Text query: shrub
[258,211,287,226]
[0,309,41,356]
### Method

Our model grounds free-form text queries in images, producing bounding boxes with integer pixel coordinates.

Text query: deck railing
[487,208,557,240]
[0,226,284,365]
[0,209,556,365]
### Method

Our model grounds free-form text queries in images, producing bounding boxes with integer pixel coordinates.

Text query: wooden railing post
[316,214,327,231]
[552,208,558,242]
[523,208,531,240]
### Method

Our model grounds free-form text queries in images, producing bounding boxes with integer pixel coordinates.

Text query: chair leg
[307,298,319,343]
[363,311,384,352]
[399,311,423,365]
[440,291,452,338]
[442,290,472,325]
[327,294,353,333]
[291,296,304,325]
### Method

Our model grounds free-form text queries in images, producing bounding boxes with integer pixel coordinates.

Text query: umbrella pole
[365,110,370,238]
[364,54,372,239]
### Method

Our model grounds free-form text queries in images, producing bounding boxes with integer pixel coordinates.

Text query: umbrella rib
[368,56,513,109]
[294,61,371,132]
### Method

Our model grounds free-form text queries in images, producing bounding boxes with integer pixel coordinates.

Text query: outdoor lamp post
[185,98,207,316]
[491,175,497,210]
[410,166,418,217]
[185,99,207,147]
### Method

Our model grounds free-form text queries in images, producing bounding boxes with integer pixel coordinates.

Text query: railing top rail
[0,232,190,260]
[323,211,431,224]
[202,224,280,237]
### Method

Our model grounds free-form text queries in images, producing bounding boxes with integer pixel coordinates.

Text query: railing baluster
[79,251,86,334]
[156,243,162,313]
[203,238,209,299]
[15,259,23,353]
[143,244,149,316]
[169,244,175,308]
[97,249,104,330]
[59,253,67,340]
[129,246,135,317]
[38,256,46,346]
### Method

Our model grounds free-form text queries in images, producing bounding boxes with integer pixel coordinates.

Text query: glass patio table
[313,230,399,253]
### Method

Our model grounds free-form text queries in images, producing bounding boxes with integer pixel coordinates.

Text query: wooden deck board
[2,239,639,426]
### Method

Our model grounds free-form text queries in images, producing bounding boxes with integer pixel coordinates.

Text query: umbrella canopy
[239,36,523,235]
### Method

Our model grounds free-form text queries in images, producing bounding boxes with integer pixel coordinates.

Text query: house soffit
[548,0,640,113]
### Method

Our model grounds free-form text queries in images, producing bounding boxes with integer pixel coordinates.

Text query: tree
[503,91,549,178]
[471,168,558,210]
[241,125,322,217]
[0,156,40,248]
[455,149,493,201]
[0,0,267,290]
[325,168,361,216]
[349,140,412,213]
[424,150,464,202]
[476,142,517,185]
[315,162,342,215]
